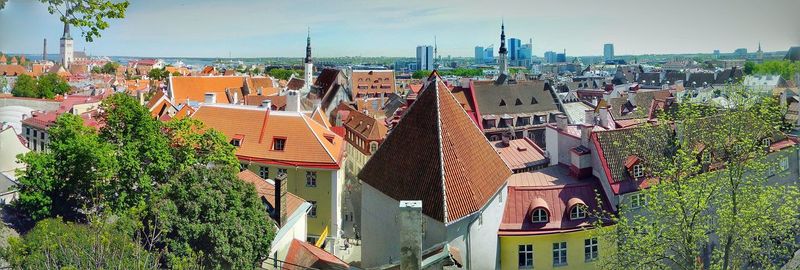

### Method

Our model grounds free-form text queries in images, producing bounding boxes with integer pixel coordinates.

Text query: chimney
[137,91,145,106]
[43,38,47,62]
[399,200,423,270]
[274,172,288,226]
[598,106,612,129]
[581,124,592,147]
[262,99,273,110]
[556,114,568,130]
[501,133,511,147]
[204,92,216,104]
[286,90,301,112]
[584,110,595,125]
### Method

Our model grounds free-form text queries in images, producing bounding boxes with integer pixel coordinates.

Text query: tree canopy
[37,0,129,42]
[593,85,800,270]
[11,73,70,99]
[752,60,800,80]
[267,68,302,80]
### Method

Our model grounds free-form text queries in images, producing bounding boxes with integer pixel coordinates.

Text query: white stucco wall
[360,183,446,268]
[445,183,508,269]
[265,202,310,269]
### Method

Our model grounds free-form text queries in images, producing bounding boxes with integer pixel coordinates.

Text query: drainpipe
[464,212,481,269]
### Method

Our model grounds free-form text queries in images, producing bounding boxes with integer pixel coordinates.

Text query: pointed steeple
[61,20,72,40]
[304,27,312,64]
[498,21,507,55]
[758,42,762,52]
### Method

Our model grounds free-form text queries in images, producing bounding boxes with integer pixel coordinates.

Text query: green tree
[10,0,130,42]
[252,67,262,75]
[36,73,70,98]
[147,68,169,81]
[412,70,432,79]
[11,74,37,98]
[744,61,756,75]
[594,84,800,270]
[172,71,181,77]
[15,114,117,221]
[267,68,302,81]
[98,93,172,212]
[141,167,274,269]
[2,218,160,269]
[753,60,800,81]
[101,61,120,74]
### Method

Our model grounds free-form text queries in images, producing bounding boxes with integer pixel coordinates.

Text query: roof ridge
[433,75,449,223]
[299,113,338,164]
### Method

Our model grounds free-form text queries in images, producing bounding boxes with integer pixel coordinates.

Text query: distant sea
[12,53,257,69]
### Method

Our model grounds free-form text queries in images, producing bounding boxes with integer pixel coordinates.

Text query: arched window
[531,208,548,223]
[762,138,771,147]
[570,204,587,220]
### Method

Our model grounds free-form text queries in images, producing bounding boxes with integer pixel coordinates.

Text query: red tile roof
[500,165,613,235]
[358,72,512,223]
[284,239,349,270]
[192,105,344,169]
[237,170,305,222]
[491,138,548,171]
[351,70,396,97]
[169,76,247,104]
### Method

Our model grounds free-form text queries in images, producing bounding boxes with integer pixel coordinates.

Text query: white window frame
[308,201,317,217]
[531,208,548,223]
[259,166,269,179]
[630,193,646,209]
[518,244,534,268]
[584,238,599,261]
[369,141,379,153]
[762,138,771,148]
[553,242,567,266]
[632,164,644,178]
[780,156,789,172]
[570,204,587,220]
[306,171,317,187]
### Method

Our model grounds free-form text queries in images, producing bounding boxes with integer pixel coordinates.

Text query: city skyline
[0,0,799,58]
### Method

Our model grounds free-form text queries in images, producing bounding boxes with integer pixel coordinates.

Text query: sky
[1,0,799,58]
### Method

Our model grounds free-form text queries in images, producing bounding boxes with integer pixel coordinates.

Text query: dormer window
[531,208,548,223]
[499,99,506,106]
[515,98,523,105]
[632,164,644,178]
[231,139,241,147]
[369,141,379,154]
[531,97,538,104]
[762,138,771,148]
[570,204,587,220]
[272,138,286,151]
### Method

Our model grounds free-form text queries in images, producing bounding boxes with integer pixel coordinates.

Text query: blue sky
[1,0,799,58]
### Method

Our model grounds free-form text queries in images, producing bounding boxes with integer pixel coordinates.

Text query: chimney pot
[556,114,568,130]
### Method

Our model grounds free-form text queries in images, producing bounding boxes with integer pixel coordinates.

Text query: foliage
[11,73,70,99]
[11,74,37,98]
[172,71,182,77]
[752,60,800,81]
[100,61,120,74]
[744,61,755,75]
[147,67,169,81]
[593,84,800,270]
[412,70,432,79]
[15,114,117,221]
[2,218,160,269]
[35,0,130,42]
[252,67,261,75]
[267,68,302,80]
[140,167,274,269]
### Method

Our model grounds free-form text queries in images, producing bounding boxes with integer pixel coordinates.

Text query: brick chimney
[273,172,288,226]
[399,200,423,270]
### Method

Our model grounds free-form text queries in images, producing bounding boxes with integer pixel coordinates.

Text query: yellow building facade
[499,228,611,270]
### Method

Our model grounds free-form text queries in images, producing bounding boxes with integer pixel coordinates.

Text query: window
[531,208,548,223]
[259,166,269,179]
[701,150,712,164]
[277,168,287,178]
[306,171,317,187]
[553,242,567,266]
[585,238,599,261]
[515,98,523,105]
[762,138,771,147]
[369,141,379,154]
[272,138,286,151]
[40,141,44,151]
[531,97,539,104]
[308,201,317,217]
[231,139,241,147]
[40,132,44,139]
[33,130,37,137]
[499,99,506,106]
[570,204,587,220]
[780,156,789,171]
[632,164,644,178]
[25,127,29,135]
[630,193,646,209]
[518,244,534,268]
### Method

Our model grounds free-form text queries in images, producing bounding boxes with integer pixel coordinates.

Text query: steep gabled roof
[591,126,669,194]
[285,239,349,270]
[472,80,558,116]
[343,107,387,141]
[358,72,512,223]
[608,90,672,121]
[192,105,344,169]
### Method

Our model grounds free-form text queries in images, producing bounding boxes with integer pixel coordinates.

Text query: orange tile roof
[308,106,332,129]
[192,105,344,169]
[169,76,247,104]
[358,72,512,223]
[172,105,195,120]
[351,70,396,97]
[491,138,548,171]
[243,95,286,110]
[247,77,278,96]
[237,170,305,222]
[342,107,387,141]
[284,239,349,270]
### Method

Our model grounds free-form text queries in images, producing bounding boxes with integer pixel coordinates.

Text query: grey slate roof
[472,80,558,116]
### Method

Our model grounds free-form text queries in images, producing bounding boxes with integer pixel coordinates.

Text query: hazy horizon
[1,0,799,58]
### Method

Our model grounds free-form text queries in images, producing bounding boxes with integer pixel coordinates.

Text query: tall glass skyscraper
[508,38,521,60]
[604,43,614,61]
[475,46,484,64]
[416,45,434,71]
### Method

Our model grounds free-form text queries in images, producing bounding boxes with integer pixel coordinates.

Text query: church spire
[305,27,312,64]
[498,20,507,55]
[61,20,72,40]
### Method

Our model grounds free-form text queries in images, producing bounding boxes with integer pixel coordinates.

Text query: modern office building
[733,48,748,59]
[544,51,557,63]
[484,47,495,64]
[509,38,521,61]
[416,45,434,71]
[556,51,567,63]
[603,43,614,61]
[475,46,485,64]
[714,49,721,59]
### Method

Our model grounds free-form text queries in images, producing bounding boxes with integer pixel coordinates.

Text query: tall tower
[59,18,74,69]
[43,38,47,62]
[757,42,764,62]
[304,27,313,92]
[498,21,508,76]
